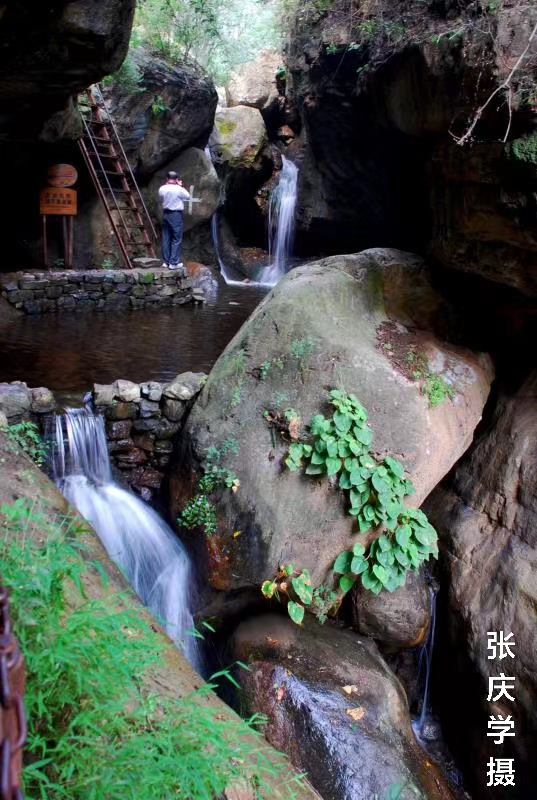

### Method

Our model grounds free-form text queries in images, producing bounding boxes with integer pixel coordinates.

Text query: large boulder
[0,0,135,143]
[103,48,218,178]
[173,249,493,597]
[225,50,282,109]
[232,614,456,800]
[424,372,537,798]
[209,106,268,169]
[0,383,31,422]
[209,107,275,246]
[352,568,431,648]
[0,0,136,271]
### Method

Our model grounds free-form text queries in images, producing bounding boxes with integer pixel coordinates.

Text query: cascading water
[412,586,437,741]
[211,213,248,286]
[50,408,199,669]
[258,155,298,287]
[210,155,298,288]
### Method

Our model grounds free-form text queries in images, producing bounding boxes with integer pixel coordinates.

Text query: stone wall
[0,373,206,502]
[0,267,204,315]
[92,373,206,500]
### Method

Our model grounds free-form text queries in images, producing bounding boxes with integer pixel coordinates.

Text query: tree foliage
[132,0,281,83]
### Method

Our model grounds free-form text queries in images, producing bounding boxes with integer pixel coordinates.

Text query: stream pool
[0,278,268,401]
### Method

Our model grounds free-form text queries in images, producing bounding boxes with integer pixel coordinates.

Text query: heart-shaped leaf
[339,575,355,593]
[287,601,304,625]
[325,457,342,476]
[333,551,353,574]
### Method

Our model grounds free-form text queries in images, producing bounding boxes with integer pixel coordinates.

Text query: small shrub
[178,442,239,536]
[178,493,218,535]
[151,94,171,117]
[406,348,455,408]
[423,374,455,408]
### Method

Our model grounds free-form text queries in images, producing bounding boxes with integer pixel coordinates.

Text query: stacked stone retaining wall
[0,267,205,314]
[0,373,206,502]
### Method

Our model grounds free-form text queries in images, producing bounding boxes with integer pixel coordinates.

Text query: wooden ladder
[78,84,157,268]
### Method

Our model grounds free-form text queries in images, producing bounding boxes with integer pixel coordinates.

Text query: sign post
[40,164,78,267]
[186,184,202,215]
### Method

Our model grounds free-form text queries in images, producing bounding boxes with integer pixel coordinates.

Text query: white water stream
[258,155,299,286]
[51,408,198,668]
[211,155,298,288]
[412,586,437,742]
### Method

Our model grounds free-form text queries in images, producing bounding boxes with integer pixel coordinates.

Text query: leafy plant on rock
[407,349,455,408]
[178,440,239,536]
[7,420,47,466]
[261,389,438,623]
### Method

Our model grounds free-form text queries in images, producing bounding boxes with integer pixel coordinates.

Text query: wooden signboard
[40,187,77,215]
[47,163,78,188]
[41,166,78,267]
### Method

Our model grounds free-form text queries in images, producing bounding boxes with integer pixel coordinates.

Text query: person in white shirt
[158,171,191,269]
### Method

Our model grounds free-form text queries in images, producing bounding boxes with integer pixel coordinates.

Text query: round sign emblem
[47,164,78,187]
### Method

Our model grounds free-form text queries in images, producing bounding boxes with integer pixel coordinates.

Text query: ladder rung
[85,134,114,143]
[95,169,126,176]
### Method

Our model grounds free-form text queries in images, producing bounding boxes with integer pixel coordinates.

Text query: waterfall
[50,408,199,669]
[258,155,298,287]
[211,155,298,288]
[211,213,248,285]
[412,586,437,741]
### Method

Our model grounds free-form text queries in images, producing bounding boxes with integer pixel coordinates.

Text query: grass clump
[1,499,297,799]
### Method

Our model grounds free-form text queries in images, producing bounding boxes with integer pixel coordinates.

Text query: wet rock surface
[232,613,455,800]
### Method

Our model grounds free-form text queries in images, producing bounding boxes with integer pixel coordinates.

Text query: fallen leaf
[346,707,366,721]
[288,417,301,440]
[342,684,359,695]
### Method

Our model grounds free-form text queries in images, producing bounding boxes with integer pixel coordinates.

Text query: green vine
[262,389,438,624]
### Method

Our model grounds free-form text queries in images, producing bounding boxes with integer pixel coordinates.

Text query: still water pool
[0,279,268,401]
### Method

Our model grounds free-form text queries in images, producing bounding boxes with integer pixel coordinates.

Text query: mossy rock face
[209,106,267,167]
[506,132,537,166]
[216,119,237,136]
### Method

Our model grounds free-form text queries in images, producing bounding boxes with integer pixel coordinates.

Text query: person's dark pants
[162,210,184,265]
